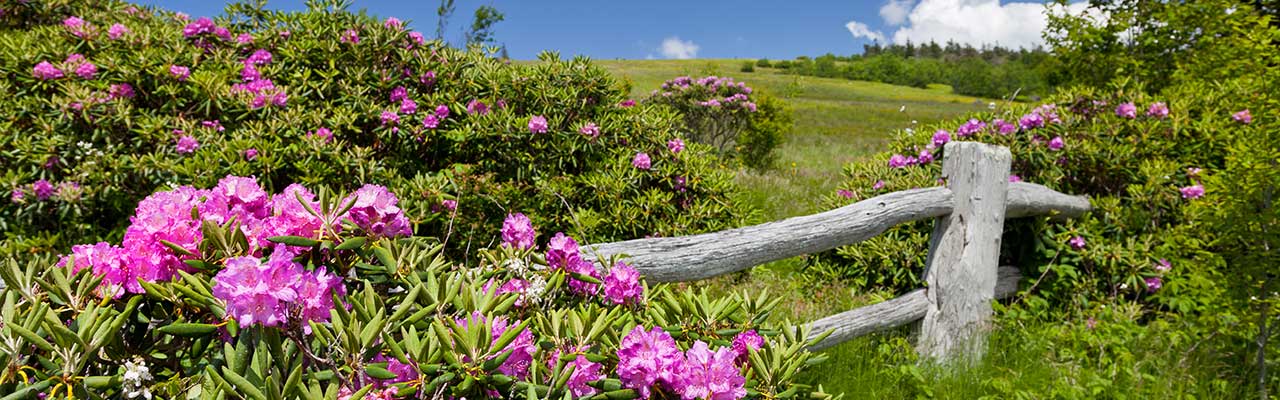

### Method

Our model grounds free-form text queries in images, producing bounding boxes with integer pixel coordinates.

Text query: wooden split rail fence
[585,142,1091,362]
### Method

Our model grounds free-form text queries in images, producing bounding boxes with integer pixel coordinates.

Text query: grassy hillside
[596,59,988,220]
[600,59,993,396]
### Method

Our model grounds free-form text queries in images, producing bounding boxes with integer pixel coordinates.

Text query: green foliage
[754,58,771,68]
[787,43,1055,99]
[739,61,754,73]
[643,76,792,170]
[0,0,745,258]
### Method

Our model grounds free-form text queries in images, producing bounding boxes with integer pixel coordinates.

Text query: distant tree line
[756,41,1061,100]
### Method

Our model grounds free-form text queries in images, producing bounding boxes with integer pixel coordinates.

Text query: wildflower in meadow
[501,213,536,250]
[1180,184,1205,199]
[633,152,652,170]
[528,115,549,133]
[1116,102,1138,119]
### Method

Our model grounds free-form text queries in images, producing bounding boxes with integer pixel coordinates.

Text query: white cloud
[844,21,886,43]
[856,0,1091,49]
[659,37,700,59]
[879,0,915,26]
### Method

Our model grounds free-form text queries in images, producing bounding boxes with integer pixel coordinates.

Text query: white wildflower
[123,358,152,399]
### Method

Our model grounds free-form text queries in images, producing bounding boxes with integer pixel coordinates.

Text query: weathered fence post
[917,141,1011,363]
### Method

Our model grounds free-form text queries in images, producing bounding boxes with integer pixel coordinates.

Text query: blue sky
[134,1,1081,60]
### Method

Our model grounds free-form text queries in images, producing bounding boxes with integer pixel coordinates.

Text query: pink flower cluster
[213,246,345,329]
[616,326,751,400]
[182,17,231,41]
[459,312,537,379]
[580,122,601,138]
[529,115,549,133]
[33,54,99,81]
[546,233,602,295]
[659,76,758,112]
[57,177,412,299]
[633,152,652,170]
[603,262,643,305]
[501,213,537,250]
[64,16,94,38]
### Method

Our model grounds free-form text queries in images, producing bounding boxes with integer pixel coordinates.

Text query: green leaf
[365,364,398,380]
[335,237,367,251]
[159,323,220,337]
[267,236,321,247]
[221,366,269,400]
[7,322,52,352]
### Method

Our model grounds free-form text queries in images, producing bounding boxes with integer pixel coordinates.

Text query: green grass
[596,59,988,221]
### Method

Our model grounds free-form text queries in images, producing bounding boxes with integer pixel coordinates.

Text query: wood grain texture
[917,142,1011,362]
[806,266,1022,351]
[584,182,1088,283]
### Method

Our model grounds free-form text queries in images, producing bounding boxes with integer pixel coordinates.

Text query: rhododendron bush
[644,76,792,170]
[0,0,744,258]
[0,177,834,399]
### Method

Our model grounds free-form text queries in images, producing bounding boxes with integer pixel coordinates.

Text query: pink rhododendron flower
[1048,136,1065,151]
[619,99,637,107]
[1019,112,1044,130]
[1009,175,1022,183]
[389,86,408,103]
[993,119,1016,135]
[1155,259,1172,272]
[371,354,417,385]
[343,184,412,239]
[617,326,685,399]
[603,261,643,305]
[917,149,934,164]
[1144,277,1162,293]
[33,61,63,80]
[340,29,359,44]
[528,115,549,133]
[440,199,457,211]
[201,120,225,132]
[400,98,417,114]
[246,49,273,65]
[58,242,131,298]
[937,130,955,148]
[384,17,403,29]
[74,61,97,79]
[309,127,334,142]
[434,104,450,118]
[244,148,258,161]
[422,114,440,129]
[236,33,253,44]
[1146,102,1169,119]
[467,99,489,115]
[956,119,985,137]
[837,189,854,199]
[457,312,537,379]
[109,83,136,99]
[121,186,207,292]
[548,346,604,397]
[176,135,199,154]
[731,330,764,365]
[501,213,536,250]
[1115,102,1137,119]
[668,138,685,154]
[10,188,24,203]
[108,23,129,40]
[1233,109,1252,124]
[407,31,425,46]
[888,154,909,168]
[32,180,54,201]
[1068,236,1086,250]
[678,341,748,400]
[546,232,601,295]
[1180,184,1205,199]
[170,65,190,81]
[632,152,651,170]
[379,110,399,126]
[580,123,600,138]
[872,180,886,190]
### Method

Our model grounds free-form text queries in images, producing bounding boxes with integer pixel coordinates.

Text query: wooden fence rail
[586,142,1091,363]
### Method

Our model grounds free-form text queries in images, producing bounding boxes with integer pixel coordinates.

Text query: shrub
[644,76,791,170]
[0,0,745,258]
[0,177,834,399]
[755,58,771,68]
[740,61,755,73]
